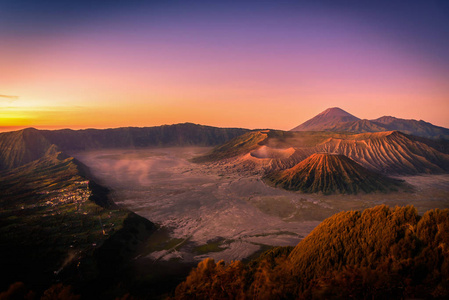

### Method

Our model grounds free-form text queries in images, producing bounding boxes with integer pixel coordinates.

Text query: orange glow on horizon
[2,3,449,132]
[1,87,449,133]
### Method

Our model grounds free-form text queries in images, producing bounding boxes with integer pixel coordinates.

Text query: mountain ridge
[0,123,249,171]
[291,107,449,139]
[196,130,449,176]
[0,145,157,296]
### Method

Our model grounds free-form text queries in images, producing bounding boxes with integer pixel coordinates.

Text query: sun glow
[1,1,448,132]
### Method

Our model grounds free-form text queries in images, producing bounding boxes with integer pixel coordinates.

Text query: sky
[1,0,449,131]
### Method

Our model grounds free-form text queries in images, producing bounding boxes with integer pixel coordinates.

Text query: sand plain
[73,147,449,262]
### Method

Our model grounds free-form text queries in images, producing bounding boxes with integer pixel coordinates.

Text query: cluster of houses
[42,180,91,207]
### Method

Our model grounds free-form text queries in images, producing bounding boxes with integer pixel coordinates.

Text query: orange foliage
[174,205,449,299]
[41,284,80,300]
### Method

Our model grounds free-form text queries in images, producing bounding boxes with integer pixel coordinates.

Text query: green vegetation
[173,205,449,299]
[248,196,331,220]
[0,150,155,298]
[193,238,228,255]
[142,229,186,253]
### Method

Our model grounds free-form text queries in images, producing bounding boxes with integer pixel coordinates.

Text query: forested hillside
[174,205,449,299]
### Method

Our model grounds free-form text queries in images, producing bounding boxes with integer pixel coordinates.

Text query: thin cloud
[0,94,19,101]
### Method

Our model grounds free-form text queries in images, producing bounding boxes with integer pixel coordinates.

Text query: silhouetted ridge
[41,123,248,151]
[265,153,402,194]
[0,124,249,171]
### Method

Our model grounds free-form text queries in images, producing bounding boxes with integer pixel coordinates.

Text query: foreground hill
[0,123,249,171]
[291,107,449,139]
[0,147,156,297]
[174,205,449,299]
[264,153,403,194]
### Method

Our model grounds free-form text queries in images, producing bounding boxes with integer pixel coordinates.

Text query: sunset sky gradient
[1,0,449,131]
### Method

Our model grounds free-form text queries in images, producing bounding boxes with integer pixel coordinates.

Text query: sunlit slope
[287,205,449,294]
[192,130,269,162]
[174,205,449,299]
[313,131,449,174]
[195,130,449,175]
[265,153,402,194]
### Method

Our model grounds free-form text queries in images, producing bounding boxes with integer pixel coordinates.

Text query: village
[37,180,91,208]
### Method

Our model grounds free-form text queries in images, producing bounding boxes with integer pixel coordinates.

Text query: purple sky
[1,0,449,130]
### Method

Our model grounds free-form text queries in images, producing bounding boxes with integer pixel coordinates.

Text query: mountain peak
[291,107,359,131]
[318,107,354,117]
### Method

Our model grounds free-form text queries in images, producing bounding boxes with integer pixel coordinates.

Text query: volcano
[291,107,449,139]
[264,153,403,194]
[290,107,360,131]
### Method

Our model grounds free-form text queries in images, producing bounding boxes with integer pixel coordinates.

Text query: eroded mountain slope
[197,130,449,176]
[264,153,403,194]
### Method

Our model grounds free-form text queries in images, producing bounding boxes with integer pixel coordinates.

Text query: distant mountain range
[291,107,449,140]
[2,118,449,195]
[0,123,248,171]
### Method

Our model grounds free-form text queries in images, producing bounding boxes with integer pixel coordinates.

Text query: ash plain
[73,147,449,262]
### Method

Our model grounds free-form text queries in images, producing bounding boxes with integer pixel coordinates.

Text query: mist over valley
[73,146,449,263]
